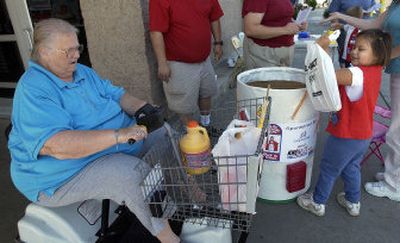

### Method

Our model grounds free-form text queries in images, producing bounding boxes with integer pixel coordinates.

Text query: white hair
[31,18,79,61]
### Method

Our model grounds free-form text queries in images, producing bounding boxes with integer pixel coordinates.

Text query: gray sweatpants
[383,73,400,190]
[37,127,167,236]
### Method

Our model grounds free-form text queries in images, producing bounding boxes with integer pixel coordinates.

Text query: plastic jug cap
[187,120,199,128]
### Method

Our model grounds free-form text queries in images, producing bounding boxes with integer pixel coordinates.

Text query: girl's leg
[340,139,370,203]
[313,136,365,204]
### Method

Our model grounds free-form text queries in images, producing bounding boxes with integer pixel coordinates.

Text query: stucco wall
[80,0,243,105]
[79,0,158,103]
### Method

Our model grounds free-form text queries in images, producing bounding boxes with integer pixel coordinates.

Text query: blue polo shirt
[327,0,375,14]
[384,4,400,74]
[8,61,143,202]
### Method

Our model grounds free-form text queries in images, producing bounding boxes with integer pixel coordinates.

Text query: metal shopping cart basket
[141,97,271,243]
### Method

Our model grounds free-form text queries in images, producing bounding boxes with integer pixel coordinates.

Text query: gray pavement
[1,8,399,243]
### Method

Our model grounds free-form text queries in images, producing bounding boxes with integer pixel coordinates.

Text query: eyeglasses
[54,44,84,58]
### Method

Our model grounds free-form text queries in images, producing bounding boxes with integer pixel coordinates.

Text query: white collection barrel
[237,67,319,203]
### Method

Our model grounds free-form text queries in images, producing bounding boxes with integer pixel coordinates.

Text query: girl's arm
[335,68,353,86]
[315,35,352,86]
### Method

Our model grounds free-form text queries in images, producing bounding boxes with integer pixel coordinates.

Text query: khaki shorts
[243,37,295,70]
[163,56,217,114]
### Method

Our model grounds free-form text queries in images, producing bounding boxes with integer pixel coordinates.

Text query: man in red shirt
[149,0,224,127]
[242,0,307,69]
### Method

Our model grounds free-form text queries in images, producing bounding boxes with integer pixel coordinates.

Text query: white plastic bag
[304,42,342,112]
[211,119,261,212]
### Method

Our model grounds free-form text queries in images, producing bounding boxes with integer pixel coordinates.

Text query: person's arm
[335,68,353,86]
[119,92,147,116]
[40,125,147,160]
[323,11,387,30]
[150,31,171,81]
[243,12,300,39]
[316,34,352,86]
[211,19,223,61]
[39,93,148,160]
[391,45,400,60]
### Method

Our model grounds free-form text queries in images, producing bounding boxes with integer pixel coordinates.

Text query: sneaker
[364,181,400,202]
[200,114,211,127]
[297,193,325,216]
[375,172,384,181]
[336,192,360,216]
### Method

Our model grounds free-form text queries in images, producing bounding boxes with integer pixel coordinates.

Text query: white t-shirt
[345,66,364,102]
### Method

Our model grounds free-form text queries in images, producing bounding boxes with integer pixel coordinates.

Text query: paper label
[183,150,211,168]
[263,119,318,162]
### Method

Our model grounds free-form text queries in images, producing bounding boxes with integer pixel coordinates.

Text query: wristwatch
[213,41,223,46]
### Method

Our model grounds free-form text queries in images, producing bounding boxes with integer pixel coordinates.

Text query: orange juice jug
[180,121,211,175]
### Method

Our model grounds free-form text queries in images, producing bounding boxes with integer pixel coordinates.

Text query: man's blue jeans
[313,135,370,204]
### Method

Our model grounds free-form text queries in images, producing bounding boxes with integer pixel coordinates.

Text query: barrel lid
[187,120,199,128]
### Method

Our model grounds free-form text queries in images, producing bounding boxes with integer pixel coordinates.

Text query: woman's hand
[120,125,148,143]
[299,21,308,31]
[321,14,343,30]
[320,12,343,25]
[330,21,343,30]
[284,22,301,35]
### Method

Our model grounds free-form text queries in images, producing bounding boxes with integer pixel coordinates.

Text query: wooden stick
[291,91,308,120]
[258,84,271,128]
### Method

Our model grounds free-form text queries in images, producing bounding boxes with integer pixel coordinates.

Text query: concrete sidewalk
[1,8,399,243]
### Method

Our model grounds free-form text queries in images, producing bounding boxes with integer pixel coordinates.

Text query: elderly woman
[8,18,180,243]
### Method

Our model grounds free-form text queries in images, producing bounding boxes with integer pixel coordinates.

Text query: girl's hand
[316,34,330,53]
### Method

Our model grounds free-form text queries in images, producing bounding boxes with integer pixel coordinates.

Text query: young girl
[297,29,392,217]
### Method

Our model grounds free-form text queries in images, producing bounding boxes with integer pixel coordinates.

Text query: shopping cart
[141,97,271,243]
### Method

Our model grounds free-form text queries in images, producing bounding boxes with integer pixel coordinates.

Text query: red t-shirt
[326,66,383,139]
[149,0,224,63]
[242,0,294,48]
